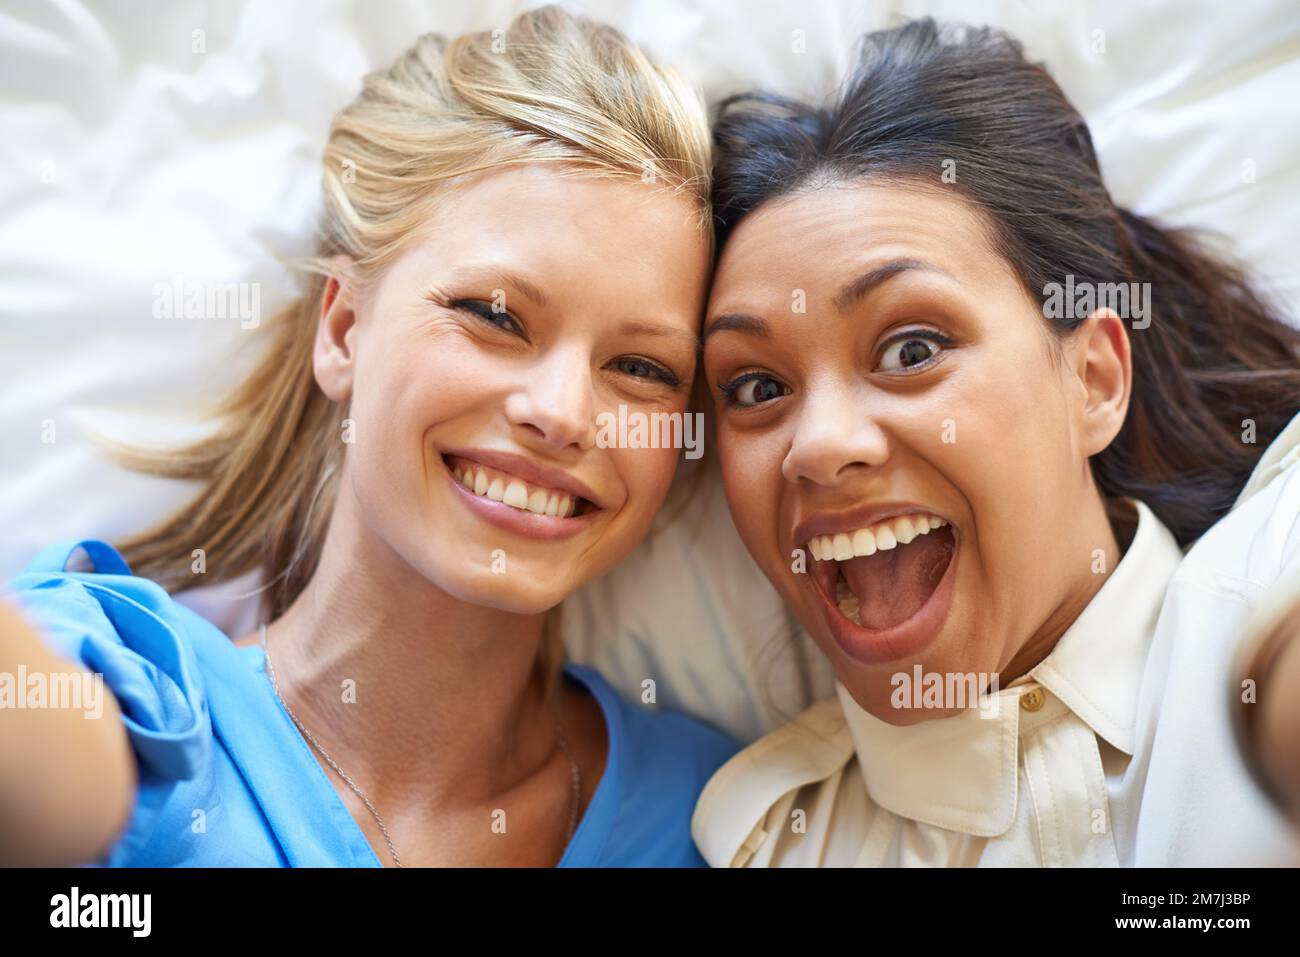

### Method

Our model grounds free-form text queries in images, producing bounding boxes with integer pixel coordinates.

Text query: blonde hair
[108,5,712,697]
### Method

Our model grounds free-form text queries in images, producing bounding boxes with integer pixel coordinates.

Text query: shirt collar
[838,498,1184,836]
[1234,408,1300,508]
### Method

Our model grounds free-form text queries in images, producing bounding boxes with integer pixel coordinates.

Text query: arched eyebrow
[507,274,549,308]
[702,312,769,344]
[618,321,700,349]
[833,258,951,311]
[449,268,550,308]
[703,258,955,344]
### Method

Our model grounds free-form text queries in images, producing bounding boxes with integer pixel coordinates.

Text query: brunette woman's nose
[782,386,890,487]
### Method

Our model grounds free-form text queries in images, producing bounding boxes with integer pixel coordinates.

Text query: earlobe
[1076,307,1132,457]
[313,261,359,403]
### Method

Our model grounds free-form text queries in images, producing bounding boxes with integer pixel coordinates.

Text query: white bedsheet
[2,0,1297,743]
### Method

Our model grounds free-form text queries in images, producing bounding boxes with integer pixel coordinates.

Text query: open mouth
[442,454,599,518]
[804,512,958,660]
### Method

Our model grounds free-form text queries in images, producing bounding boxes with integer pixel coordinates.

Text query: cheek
[343,329,500,501]
[957,346,1074,491]
[358,327,498,432]
[718,425,787,567]
[610,445,678,523]
[934,344,1078,586]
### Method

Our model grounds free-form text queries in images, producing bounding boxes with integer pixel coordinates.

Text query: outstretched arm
[0,597,136,865]
[1234,598,1300,827]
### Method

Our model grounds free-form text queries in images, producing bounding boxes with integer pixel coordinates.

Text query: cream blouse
[692,414,1300,867]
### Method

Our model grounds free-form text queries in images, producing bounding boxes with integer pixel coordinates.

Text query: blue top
[5,539,739,867]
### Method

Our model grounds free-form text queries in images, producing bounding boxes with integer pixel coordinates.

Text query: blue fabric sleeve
[4,539,210,866]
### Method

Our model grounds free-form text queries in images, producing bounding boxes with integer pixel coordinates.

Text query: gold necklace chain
[258,622,581,867]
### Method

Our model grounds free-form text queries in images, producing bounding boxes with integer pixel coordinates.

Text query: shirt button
[1019,688,1046,712]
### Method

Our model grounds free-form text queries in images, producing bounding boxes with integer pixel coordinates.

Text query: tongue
[840,528,954,629]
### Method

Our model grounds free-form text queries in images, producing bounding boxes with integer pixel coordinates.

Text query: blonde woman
[0,6,735,867]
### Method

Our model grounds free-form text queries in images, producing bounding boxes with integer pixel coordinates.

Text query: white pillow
[2,0,1296,745]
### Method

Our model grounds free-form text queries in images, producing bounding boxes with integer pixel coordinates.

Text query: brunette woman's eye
[719,372,789,408]
[609,355,680,387]
[876,331,951,372]
[454,299,526,338]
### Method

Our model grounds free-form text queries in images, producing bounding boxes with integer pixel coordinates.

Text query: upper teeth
[806,513,948,561]
[449,457,579,518]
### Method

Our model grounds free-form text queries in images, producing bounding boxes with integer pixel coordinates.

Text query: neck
[1000,489,1125,686]
[264,487,557,809]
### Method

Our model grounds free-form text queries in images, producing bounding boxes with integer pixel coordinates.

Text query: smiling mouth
[806,513,957,631]
[442,454,599,518]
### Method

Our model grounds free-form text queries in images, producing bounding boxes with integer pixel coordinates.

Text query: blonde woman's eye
[611,356,680,386]
[454,299,525,338]
[877,331,951,372]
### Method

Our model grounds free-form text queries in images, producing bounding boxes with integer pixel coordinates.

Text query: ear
[1071,307,1132,457]
[313,258,359,403]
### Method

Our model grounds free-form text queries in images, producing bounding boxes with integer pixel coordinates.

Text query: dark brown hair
[711,17,1300,546]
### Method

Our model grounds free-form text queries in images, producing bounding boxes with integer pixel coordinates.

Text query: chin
[829,615,1001,728]
[451,572,569,616]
